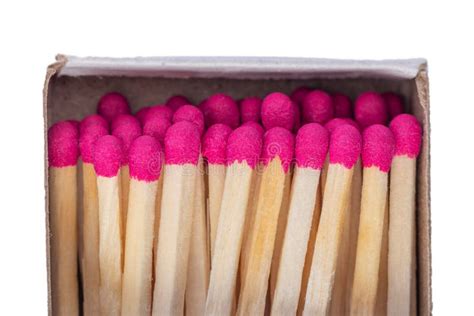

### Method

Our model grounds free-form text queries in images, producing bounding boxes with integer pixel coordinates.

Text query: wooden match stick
[94,135,124,315]
[303,125,361,316]
[172,105,210,315]
[111,115,142,248]
[350,125,395,316]
[271,123,329,315]
[121,136,163,315]
[78,123,108,315]
[387,114,422,316]
[205,125,263,316]
[97,92,131,123]
[202,124,233,260]
[48,121,80,315]
[237,126,295,316]
[152,121,201,315]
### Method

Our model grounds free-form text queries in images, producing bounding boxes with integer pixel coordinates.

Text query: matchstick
[271,123,329,315]
[202,124,233,260]
[121,136,163,315]
[240,96,262,123]
[237,127,295,316]
[166,94,192,112]
[332,92,352,118]
[354,91,389,129]
[387,114,422,316]
[97,92,131,123]
[303,125,361,316]
[78,123,108,315]
[382,92,405,119]
[152,121,201,315]
[93,135,124,315]
[301,89,334,124]
[172,105,209,315]
[201,93,240,128]
[111,115,142,247]
[350,125,395,316]
[205,125,263,316]
[48,121,80,315]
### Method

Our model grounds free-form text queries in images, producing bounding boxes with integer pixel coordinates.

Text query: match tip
[389,114,422,158]
[290,86,312,104]
[202,93,240,128]
[362,124,395,172]
[332,93,352,118]
[242,121,265,136]
[295,123,329,170]
[324,118,360,134]
[382,92,405,119]
[135,106,152,124]
[172,105,205,135]
[129,135,163,182]
[143,116,171,143]
[80,114,108,133]
[262,127,295,173]
[144,105,173,123]
[48,121,79,167]
[165,121,201,165]
[240,97,262,123]
[302,90,334,124]
[93,135,123,177]
[166,95,191,112]
[354,91,388,129]
[329,125,361,169]
[202,124,233,165]
[226,125,263,169]
[261,92,295,131]
[97,92,131,122]
[79,124,108,163]
[111,115,142,165]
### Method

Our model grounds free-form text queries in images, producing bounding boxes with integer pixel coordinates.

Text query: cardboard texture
[43,55,431,315]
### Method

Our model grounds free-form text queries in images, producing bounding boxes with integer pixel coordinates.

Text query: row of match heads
[48,89,422,180]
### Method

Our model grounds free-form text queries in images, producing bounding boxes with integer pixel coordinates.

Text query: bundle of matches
[47,87,422,316]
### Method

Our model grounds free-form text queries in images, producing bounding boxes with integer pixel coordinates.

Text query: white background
[0,0,471,314]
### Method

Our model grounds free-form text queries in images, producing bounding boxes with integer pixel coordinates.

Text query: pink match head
[48,121,79,167]
[172,105,205,135]
[261,92,295,131]
[79,124,108,164]
[129,135,163,182]
[226,125,263,169]
[93,135,123,177]
[143,116,172,143]
[240,97,262,123]
[362,124,395,172]
[80,114,108,133]
[295,123,329,170]
[242,121,265,137]
[389,114,422,158]
[292,101,302,131]
[67,120,80,131]
[111,114,140,132]
[324,118,360,134]
[354,91,388,129]
[135,106,152,124]
[144,105,173,123]
[332,93,352,118]
[97,92,131,122]
[202,124,233,165]
[166,95,191,112]
[262,127,295,173]
[164,121,201,165]
[290,86,312,104]
[329,125,361,169]
[382,92,405,119]
[111,115,142,165]
[302,90,334,124]
[201,93,240,128]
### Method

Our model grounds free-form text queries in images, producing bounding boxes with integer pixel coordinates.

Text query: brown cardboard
[44,55,431,315]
